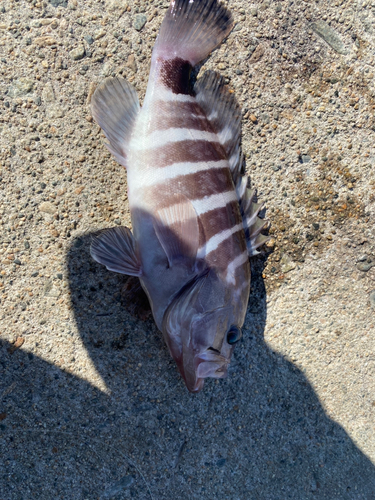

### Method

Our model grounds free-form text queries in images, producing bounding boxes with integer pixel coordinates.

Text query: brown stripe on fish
[198,200,242,242]
[203,225,248,273]
[147,101,212,134]
[145,166,234,208]
[148,139,226,169]
[159,57,193,95]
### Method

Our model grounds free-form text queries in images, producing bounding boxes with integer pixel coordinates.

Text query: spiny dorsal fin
[235,183,270,256]
[195,71,268,255]
[91,77,140,168]
[194,71,242,185]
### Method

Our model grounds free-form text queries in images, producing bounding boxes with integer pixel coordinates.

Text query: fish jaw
[178,350,230,393]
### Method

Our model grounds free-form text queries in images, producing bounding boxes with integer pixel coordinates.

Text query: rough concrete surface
[1,0,375,498]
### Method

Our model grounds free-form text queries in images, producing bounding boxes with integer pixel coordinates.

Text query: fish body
[90,0,268,392]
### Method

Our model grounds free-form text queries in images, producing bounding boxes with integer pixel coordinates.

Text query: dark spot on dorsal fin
[160,57,193,95]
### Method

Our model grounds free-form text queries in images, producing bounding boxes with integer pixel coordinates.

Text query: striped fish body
[128,81,250,325]
[90,0,268,392]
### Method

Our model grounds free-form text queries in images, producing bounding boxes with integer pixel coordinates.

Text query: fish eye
[227,325,242,345]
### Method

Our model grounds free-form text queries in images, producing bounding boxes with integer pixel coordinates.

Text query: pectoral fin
[153,197,199,268]
[91,77,140,168]
[90,226,142,276]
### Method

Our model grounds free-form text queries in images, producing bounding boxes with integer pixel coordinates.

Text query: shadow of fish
[90,0,268,392]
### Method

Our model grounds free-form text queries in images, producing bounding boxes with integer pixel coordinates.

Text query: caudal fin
[155,0,233,66]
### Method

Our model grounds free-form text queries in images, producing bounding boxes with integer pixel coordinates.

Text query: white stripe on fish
[132,160,228,189]
[197,222,243,258]
[154,86,197,103]
[132,128,219,151]
[225,250,249,284]
[193,190,237,216]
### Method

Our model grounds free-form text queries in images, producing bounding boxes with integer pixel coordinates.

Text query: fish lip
[194,351,230,380]
[196,350,229,364]
[181,351,230,393]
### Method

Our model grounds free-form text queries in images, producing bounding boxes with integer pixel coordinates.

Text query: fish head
[162,268,249,393]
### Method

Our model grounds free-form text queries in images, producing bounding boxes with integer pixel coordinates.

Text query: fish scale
[90,0,269,392]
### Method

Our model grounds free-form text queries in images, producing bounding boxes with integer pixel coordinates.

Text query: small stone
[280,253,296,273]
[39,201,56,215]
[357,261,374,272]
[126,54,137,73]
[133,14,147,31]
[311,21,348,55]
[57,187,67,196]
[101,61,113,77]
[266,238,276,249]
[217,62,226,70]
[30,20,42,28]
[42,82,56,103]
[94,29,106,40]
[250,7,258,16]
[75,186,84,194]
[301,155,311,163]
[8,337,25,354]
[101,475,133,498]
[34,36,57,47]
[24,241,30,249]
[357,255,368,262]
[249,44,265,63]
[370,290,375,309]
[106,0,127,16]
[8,78,34,98]
[43,280,60,298]
[49,0,68,6]
[249,114,257,123]
[84,35,94,45]
[70,46,85,61]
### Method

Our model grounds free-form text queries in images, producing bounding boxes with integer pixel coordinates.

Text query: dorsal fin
[194,70,242,185]
[195,71,269,255]
[91,77,140,168]
[236,181,270,256]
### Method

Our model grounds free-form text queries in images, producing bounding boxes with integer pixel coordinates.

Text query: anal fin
[90,226,142,276]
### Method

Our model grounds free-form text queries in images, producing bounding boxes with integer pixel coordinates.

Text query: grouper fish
[90,0,268,392]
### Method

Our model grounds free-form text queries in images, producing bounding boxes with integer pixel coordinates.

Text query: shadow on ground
[1,232,374,499]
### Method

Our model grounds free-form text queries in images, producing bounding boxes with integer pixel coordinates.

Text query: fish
[90,0,269,392]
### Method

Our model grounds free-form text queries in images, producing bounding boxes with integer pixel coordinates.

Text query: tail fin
[155,0,233,66]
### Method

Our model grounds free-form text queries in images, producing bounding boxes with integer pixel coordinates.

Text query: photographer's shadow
[66,231,375,498]
[1,230,374,499]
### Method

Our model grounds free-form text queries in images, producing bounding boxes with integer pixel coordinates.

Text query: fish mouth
[181,351,229,393]
[195,350,229,379]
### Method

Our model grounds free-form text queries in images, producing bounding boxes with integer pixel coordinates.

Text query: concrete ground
[1,0,375,498]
